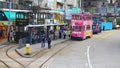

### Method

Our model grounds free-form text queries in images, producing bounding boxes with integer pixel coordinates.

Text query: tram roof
[0,8,32,13]
[24,23,67,30]
[27,23,67,27]
[49,10,64,15]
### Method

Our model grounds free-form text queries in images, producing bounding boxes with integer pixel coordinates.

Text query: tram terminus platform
[15,38,69,58]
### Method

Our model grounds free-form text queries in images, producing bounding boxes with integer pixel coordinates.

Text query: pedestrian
[67,29,71,38]
[58,28,62,39]
[13,29,16,41]
[41,35,46,48]
[10,30,13,42]
[63,30,67,39]
[47,36,51,49]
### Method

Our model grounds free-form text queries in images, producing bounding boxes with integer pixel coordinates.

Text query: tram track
[0,45,9,68]
[6,46,24,68]
[0,40,73,68]
[5,43,62,68]
[0,45,24,68]
[24,40,74,68]
[39,41,72,68]
[23,40,70,68]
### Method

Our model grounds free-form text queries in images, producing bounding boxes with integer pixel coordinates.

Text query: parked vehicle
[70,13,93,40]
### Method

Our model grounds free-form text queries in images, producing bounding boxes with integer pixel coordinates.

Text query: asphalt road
[42,30,120,68]
[0,30,120,68]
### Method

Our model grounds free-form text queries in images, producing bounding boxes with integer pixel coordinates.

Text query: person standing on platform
[58,28,62,39]
[10,30,13,42]
[41,35,46,48]
[47,35,51,49]
[67,29,71,38]
[63,29,67,39]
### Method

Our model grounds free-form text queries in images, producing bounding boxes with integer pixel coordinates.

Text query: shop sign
[72,8,81,14]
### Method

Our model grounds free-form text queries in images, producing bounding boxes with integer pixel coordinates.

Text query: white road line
[87,46,93,68]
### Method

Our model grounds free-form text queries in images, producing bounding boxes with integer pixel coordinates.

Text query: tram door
[15,12,28,42]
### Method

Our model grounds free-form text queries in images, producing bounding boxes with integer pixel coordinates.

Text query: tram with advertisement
[0,9,17,39]
[92,13,102,34]
[0,9,31,42]
[70,13,93,40]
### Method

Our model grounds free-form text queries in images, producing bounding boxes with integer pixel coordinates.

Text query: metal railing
[18,37,28,49]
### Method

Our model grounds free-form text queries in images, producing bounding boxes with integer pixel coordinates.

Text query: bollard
[26,44,30,55]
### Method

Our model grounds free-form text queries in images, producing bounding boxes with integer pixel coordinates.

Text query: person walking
[47,36,51,49]
[41,35,46,48]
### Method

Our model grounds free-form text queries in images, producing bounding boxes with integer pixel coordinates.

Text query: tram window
[72,16,75,19]
[41,14,43,19]
[75,16,79,20]
[0,12,7,20]
[86,25,90,30]
[15,27,18,32]
[83,17,86,20]
[19,27,24,32]
[79,16,82,20]
[79,26,82,31]
[16,26,24,32]
[72,26,82,31]
[82,26,85,31]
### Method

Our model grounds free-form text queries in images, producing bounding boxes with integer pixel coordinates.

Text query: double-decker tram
[0,8,32,42]
[15,11,30,42]
[70,13,93,40]
[92,13,102,34]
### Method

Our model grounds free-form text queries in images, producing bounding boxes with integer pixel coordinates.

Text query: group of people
[41,35,52,49]
[40,27,71,49]
[59,28,71,39]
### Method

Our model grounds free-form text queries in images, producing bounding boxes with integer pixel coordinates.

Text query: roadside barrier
[25,44,30,55]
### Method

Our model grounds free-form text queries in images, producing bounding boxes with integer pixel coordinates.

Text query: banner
[65,9,72,20]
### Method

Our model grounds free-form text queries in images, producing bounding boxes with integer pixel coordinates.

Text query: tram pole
[7,2,12,43]
[64,0,67,27]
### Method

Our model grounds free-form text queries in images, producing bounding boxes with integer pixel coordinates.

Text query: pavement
[0,38,7,45]
[15,38,69,58]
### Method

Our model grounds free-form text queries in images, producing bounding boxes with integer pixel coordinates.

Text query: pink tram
[70,13,93,40]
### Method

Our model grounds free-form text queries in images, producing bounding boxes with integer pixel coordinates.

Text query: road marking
[87,46,93,68]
